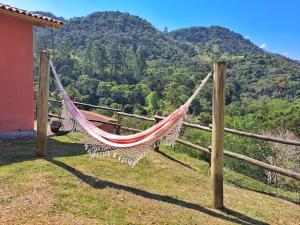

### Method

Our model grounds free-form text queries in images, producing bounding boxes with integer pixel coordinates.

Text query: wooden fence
[47,99,300,182]
[38,55,300,210]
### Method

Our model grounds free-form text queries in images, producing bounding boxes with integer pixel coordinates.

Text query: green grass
[0,133,299,224]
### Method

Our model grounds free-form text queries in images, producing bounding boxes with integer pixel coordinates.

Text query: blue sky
[2,0,300,60]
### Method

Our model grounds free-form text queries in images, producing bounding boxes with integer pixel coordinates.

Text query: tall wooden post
[35,52,50,156]
[211,61,226,209]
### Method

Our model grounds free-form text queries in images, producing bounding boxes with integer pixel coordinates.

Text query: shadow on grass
[228,180,300,205]
[160,147,300,206]
[156,150,198,171]
[0,137,86,166]
[1,136,298,209]
[47,157,268,225]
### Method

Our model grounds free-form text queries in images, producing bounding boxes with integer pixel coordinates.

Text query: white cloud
[283,52,289,56]
[259,43,267,49]
[245,36,250,39]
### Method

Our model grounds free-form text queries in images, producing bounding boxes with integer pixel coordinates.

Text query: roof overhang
[0,4,63,29]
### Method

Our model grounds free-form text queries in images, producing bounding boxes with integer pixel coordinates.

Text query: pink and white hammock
[50,61,212,166]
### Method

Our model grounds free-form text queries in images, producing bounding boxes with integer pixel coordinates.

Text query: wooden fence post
[154,111,163,151]
[154,116,161,151]
[116,104,123,134]
[35,52,50,156]
[211,61,226,209]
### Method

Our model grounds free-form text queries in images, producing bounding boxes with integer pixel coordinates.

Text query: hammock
[50,61,212,166]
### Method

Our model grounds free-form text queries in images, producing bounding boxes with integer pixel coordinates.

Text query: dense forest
[33,11,300,187]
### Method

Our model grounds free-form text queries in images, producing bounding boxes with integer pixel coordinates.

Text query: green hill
[33,11,300,108]
[34,11,196,62]
[169,26,263,55]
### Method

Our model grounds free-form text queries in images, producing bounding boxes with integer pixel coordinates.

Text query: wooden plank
[176,139,211,154]
[117,111,156,121]
[223,149,300,180]
[154,117,161,151]
[45,95,300,146]
[125,113,300,146]
[120,124,300,180]
[121,126,142,133]
[47,98,300,147]
[35,52,50,156]
[211,61,226,209]
[176,139,300,180]
[47,98,120,112]
[157,117,300,147]
[211,124,300,147]
[48,113,120,127]
[116,104,123,134]
[154,115,212,132]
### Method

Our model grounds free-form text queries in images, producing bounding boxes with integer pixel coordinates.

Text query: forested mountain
[34,12,196,63]
[169,26,263,55]
[33,11,65,22]
[33,11,300,128]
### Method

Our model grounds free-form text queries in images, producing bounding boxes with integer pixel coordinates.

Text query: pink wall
[0,14,34,132]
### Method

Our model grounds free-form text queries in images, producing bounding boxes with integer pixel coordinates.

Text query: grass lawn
[0,133,299,224]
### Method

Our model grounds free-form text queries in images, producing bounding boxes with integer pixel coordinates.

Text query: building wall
[0,14,34,132]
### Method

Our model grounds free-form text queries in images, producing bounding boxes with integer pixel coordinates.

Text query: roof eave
[0,8,63,29]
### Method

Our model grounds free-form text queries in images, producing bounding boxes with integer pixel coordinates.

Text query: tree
[92,41,107,77]
[107,45,123,74]
[133,46,147,80]
[59,35,72,58]
[146,91,160,113]
[77,75,99,104]
[264,130,300,186]
[83,42,94,74]
[164,82,189,112]
[131,83,150,105]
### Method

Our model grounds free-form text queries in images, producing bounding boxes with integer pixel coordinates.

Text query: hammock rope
[50,61,212,165]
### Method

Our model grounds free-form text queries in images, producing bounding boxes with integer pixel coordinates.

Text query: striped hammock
[50,61,212,166]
